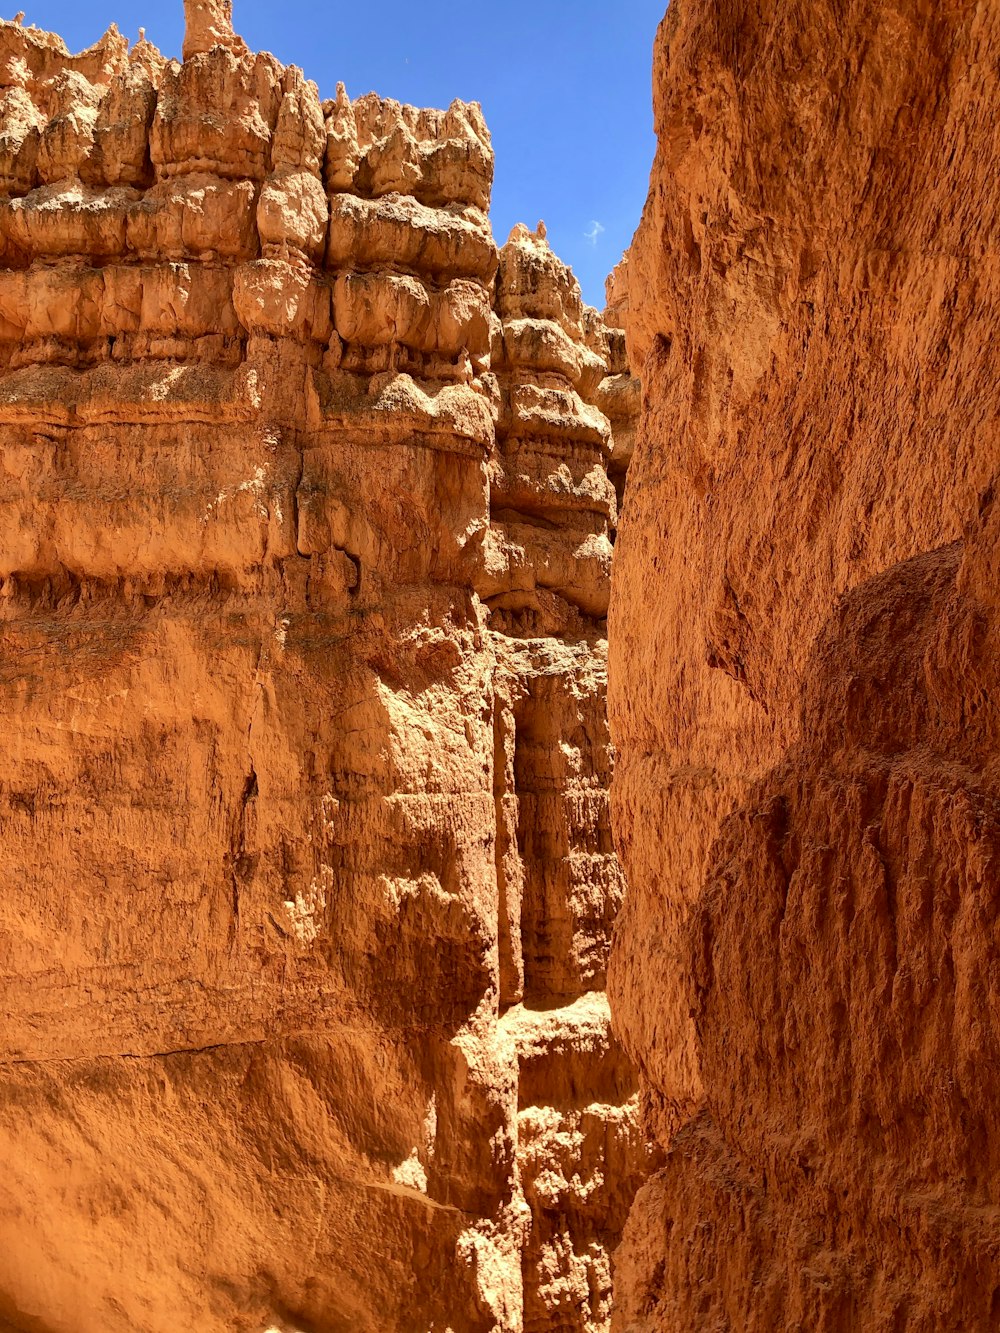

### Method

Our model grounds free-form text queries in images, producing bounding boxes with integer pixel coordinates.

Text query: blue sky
[19,0,664,307]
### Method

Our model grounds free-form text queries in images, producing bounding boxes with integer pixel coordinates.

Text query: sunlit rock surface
[0,7,647,1331]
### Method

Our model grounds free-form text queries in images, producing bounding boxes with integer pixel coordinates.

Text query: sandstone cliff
[610,1,1000,1328]
[0,7,645,1331]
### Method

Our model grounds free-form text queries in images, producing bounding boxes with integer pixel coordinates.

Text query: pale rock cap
[182,0,247,60]
[507,220,550,250]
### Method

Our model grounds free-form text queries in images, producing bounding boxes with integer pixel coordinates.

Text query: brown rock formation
[486,222,650,1330]
[596,259,637,523]
[0,9,647,1333]
[610,2,1000,1329]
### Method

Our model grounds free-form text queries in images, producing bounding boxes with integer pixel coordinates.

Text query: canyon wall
[611,1,1000,1328]
[0,8,648,1331]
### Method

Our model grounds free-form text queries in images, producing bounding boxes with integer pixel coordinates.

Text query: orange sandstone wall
[610,1,1000,1328]
[0,7,648,1331]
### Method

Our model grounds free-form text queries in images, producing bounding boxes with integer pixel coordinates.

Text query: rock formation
[596,260,636,524]
[487,222,648,1330]
[0,7,647,1332]
[610,1,1000,1328]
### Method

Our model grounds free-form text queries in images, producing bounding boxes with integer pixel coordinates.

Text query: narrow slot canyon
[2,1,1000,1330]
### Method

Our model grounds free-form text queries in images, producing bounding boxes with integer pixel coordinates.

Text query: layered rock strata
[487,224,648,1331]
[0,9,645,1332]
[610,1,1000,1329]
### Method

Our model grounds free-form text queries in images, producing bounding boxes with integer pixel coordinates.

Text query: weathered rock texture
[597,260,636,524]
[0,9,647,1332]
[487,223,648,1331]
[610,2,1000,1329]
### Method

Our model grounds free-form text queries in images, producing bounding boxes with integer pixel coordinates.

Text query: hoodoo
[0,6,646,1332]
[182,0,245,61]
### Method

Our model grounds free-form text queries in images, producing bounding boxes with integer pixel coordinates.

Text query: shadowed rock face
[611,1,1000,1329]
[0,11,647,1333]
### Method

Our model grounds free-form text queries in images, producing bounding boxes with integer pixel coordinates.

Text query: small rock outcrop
[596,258,637,522]
[611,1,1000,1329]
[0,7,645,1332]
